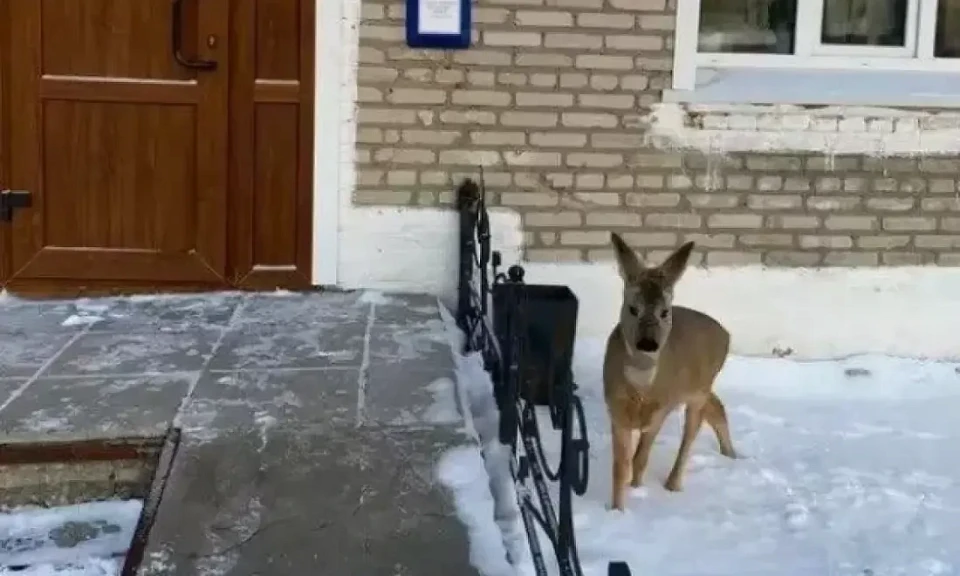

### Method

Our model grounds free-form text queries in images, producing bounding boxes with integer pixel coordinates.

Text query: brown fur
[603,233,737,511]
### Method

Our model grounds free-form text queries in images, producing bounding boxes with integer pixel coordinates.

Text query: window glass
[936,0,960,57]
[698,0,797,54]
[820,0,909,47]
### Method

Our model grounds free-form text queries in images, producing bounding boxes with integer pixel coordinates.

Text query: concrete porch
[0,290,478,575]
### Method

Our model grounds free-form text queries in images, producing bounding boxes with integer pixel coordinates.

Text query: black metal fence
[455,176,631,576]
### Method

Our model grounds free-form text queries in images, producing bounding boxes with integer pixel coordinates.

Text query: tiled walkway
[0,290,478,575]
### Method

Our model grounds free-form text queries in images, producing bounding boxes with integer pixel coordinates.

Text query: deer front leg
[664,403,704,492]
[631,406,668,487]
[610,420,636,511]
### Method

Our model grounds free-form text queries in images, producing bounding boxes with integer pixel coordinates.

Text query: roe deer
[603,232,737,511]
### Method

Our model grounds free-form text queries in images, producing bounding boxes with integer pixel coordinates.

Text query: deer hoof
[607,501,626,512]
[663,478,682,492]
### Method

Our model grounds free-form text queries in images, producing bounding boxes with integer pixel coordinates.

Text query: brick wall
[353,0,960,266]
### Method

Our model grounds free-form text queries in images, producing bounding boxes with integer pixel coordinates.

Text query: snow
[358,290,394,305]
[437,447,518,576]
[0,500,142,576]
[60,315,103,328]
[436,305,527,575]
[438,312,960,576]
[420,377,464,425]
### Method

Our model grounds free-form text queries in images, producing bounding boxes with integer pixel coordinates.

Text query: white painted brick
[701,114,728,130]
[727,114,758,131]
[780,115,811,130]
[811,118,839,132]
[921,115,960,130]
[867,119,894,133]
[755,114,781,131]
[894,117,921,133]
[838,117,866,132]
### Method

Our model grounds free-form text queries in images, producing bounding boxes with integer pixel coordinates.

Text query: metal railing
[455,176,631,576]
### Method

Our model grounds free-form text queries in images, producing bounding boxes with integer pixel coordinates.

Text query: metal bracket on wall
[0,189,32,222]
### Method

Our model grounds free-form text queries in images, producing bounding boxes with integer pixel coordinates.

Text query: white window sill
[663,67,960,109]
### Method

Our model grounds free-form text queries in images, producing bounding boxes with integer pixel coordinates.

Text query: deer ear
[659,241,695,287]
[611,232,644,283]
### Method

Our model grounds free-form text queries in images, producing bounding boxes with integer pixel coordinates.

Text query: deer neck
[619,326,660,390]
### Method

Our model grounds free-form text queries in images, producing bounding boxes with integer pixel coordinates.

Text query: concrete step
[140,425,477,576]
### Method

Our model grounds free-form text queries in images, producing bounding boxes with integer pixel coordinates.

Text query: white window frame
[673,0,960,91]
[808,0,919,58]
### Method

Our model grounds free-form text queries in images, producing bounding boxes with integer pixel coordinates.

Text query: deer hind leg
[702,392,737,459]
[631,406,669,487]
[610,420,637,511]
[664,402,704,492]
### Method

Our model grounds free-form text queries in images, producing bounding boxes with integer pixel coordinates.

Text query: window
[937,0,960,57]
[697,0,797,54]
[673,0,960,91]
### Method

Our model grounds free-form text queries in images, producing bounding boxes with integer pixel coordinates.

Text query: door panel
[6,0,230,291]
[229,0,314,289]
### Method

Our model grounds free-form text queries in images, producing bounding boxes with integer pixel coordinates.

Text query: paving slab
[373,292,443,326]
[235,291,368,328]
[177,369,358,444]
[0,299,91,334]
[44,330,220,378]
[368,319,451,365]
[207,323,365,372]
[0,332,77,379]
[0,379,26,406]
[0,375,193,440]
[86,293,244,333]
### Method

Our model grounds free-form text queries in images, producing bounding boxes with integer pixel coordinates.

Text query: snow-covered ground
[0,500,142,576]
[438,312,960,576]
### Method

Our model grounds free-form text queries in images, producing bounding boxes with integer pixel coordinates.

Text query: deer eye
[628,306,638,316]
[659,309,669,319]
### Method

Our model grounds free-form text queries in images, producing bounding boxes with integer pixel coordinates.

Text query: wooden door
[4,0,230,295]
[228,0,315,289]
[0,6,9,287]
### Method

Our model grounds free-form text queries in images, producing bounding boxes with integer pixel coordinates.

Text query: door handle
[171,0,218,71]
[0,189,32,223]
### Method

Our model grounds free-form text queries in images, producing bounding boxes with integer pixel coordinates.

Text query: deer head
[610,232,695,357]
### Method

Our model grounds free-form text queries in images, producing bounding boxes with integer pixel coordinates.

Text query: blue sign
[406,0,471,49]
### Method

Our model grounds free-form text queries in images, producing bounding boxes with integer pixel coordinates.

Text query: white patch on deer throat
[624,364,657,390]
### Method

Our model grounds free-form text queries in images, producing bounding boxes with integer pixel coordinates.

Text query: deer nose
[635,337,659,353]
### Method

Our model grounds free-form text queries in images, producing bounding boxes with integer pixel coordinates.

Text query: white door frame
[311,0,349,286]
